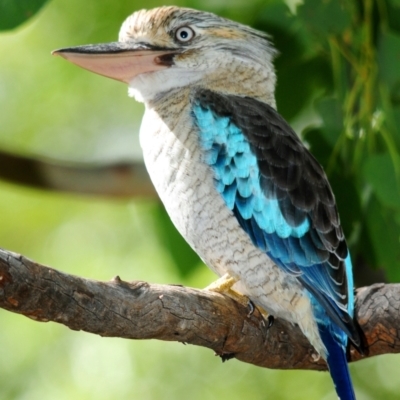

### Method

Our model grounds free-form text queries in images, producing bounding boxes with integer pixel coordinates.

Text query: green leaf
[363,153,400,209]
[297,0,352,36]
[391,107,400,141]
[276,56,332,121]
[154,204,201,278]
[314,97,344,146]
[386,0,400,33]
[253,0,294,31]
[378,30,400,88]
[302,126,335,167]
[0,0,49,31]
[365,195,400,281]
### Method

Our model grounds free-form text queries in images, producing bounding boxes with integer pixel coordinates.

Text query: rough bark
[0,248,398,370]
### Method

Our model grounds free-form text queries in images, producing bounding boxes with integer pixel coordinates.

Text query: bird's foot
[205,273,250,308]
[205,274,273,330]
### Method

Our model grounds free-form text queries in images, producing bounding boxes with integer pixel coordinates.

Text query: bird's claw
[246,300,255,317]
[259,314,274,336]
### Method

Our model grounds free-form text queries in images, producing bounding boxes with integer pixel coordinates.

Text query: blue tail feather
[319,324,355,400]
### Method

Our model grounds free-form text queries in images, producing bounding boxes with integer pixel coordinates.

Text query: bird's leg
[205,273,250,308]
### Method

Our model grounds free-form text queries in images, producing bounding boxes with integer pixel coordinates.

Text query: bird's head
[53,6,277,104]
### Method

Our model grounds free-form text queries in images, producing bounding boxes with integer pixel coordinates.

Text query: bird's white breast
[139,96,324,356]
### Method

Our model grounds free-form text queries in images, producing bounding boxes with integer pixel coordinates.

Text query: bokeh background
[1,0,400,399]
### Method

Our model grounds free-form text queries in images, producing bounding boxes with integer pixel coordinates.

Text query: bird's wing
[192,89,359,345]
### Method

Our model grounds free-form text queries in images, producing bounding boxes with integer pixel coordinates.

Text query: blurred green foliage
[1,0,400,399]
[0,0,49,30]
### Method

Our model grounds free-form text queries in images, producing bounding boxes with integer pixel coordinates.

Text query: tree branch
[0,247,398,370]
[0,149,156,198]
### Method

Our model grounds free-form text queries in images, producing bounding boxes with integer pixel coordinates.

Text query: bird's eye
[175,26,195,43]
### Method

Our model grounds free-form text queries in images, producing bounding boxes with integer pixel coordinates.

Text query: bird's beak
[52,42,178,83]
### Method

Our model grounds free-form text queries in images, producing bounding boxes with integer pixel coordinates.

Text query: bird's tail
[319,326,356,400]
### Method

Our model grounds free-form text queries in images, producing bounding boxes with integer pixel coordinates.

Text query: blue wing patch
[192,90,360,347]
[194,105,318,265]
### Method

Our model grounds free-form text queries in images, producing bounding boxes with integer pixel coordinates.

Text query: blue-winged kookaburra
[53,6,361,399]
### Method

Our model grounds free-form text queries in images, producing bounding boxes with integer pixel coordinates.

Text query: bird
[53,6,361,399]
